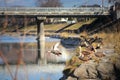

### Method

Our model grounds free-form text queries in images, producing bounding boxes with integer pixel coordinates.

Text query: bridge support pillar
[36,17,46,65]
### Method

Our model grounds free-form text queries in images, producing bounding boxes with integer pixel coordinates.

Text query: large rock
[114,55,120,70]
[65,59,117,80]
[97,62,116,80]
[74,61,98,79]
[78,79,100,80]
[113,54,120,79]
[74,63,89,79]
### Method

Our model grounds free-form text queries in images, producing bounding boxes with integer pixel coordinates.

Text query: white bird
[48,42,73,62]
[51,42,62,56]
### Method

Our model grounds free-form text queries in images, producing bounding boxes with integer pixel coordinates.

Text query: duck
[48,42,74,62]
[94,52,105,58]
[79,55,92,61]
[50,42,62,56]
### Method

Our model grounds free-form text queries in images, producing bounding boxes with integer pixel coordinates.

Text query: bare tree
[108,0,120,4]
[36,0,62,7]
[108,0,120,10]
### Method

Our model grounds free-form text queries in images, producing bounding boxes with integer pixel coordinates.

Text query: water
[0,35,60,43]
[0,35,63,80]
[0,64,64,80]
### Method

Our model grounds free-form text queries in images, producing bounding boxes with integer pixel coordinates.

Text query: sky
[0,0,109,7]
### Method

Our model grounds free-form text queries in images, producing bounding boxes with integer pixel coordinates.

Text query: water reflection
[0,35,64,80]
[0,64,64,80]
[0,35,60,43]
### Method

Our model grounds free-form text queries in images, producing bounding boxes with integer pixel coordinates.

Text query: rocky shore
[60,49,120,80]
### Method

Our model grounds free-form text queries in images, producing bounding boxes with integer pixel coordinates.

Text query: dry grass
[44,23,67,30]
[94,21,120,54]
[94,32,120,54]
[79,31,88,37]
[63,20,120,62]
[113,32,120,54]
[60,32,83,38]
[60,32,71,38]
[65,18,96,30]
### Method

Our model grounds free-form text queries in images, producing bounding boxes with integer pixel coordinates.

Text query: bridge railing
[0,7,110,16]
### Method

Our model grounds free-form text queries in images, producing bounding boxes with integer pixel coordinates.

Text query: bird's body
[95,52,105,58]
[51,50,62,56]
[48,42,73,62]
[79,55,92,61]
[51,42,62,56]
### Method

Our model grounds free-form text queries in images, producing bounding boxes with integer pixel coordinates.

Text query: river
[0,35,60,43]
[0,35,64,80]
[0,64,64,80]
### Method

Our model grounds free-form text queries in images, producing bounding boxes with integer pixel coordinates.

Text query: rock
[115,60,120,71]
[59,73,78,80]
[59,75,67,80]
[61,52,120,80]
[67,76,77,80]
[74,63,89,79]
[74,61,98,79]
[114,55,120,70]
[113,55,120,79]
[86,61,98,79]
[78,79,100,80]
[97,62,116,80]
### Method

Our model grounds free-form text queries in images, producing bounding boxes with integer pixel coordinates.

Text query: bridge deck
[0,7,110,17]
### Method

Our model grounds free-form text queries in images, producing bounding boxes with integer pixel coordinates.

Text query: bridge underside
[0,14,110,18]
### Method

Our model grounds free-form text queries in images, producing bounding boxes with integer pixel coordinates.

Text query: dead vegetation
[89,19,120,67]
[63,18,120,78]
[0,16,29,80]
[95,19,120,54]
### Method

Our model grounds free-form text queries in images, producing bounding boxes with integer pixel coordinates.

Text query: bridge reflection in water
[0,36,63,64]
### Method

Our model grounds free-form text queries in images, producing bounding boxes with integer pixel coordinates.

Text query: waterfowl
[50,42,62,56]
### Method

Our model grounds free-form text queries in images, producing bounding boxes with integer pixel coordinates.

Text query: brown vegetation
[95,19,120,54]
[0,15,30,80]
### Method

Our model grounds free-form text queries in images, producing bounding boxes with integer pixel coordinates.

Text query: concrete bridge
[0,7,110,17]
[0,7,111,64]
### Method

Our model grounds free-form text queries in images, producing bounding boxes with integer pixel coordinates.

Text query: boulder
[74,61,98,79]
[74,63,89,79]
[67,76,77,80]
[97,62,116,80]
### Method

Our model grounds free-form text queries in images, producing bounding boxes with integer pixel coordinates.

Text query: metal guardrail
[0,7,110,16]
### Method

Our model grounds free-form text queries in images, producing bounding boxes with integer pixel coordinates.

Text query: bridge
[0,7,110,17]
